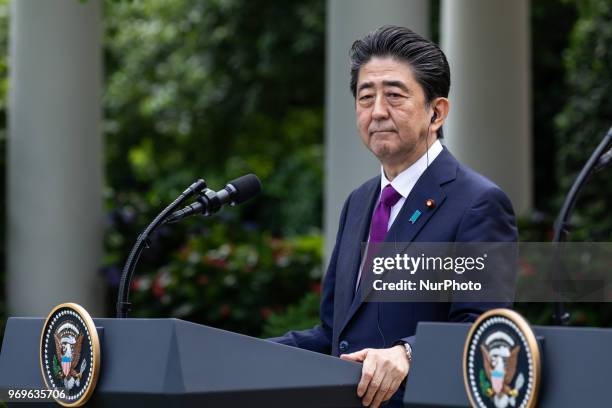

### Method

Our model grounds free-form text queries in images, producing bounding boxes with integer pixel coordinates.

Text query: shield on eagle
[61,355,72,377]
[491,369,505,394]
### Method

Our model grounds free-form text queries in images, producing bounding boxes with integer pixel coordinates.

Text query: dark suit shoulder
[452,162,513,207]
[449,161,517,241]
[456,162,501,193]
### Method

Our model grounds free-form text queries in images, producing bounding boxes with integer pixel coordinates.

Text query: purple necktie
[356,184,403,292]
[369,184,402,243]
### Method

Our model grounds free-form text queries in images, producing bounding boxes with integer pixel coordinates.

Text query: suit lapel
[334,179,379,329]
[338,148,458,335]
[385,172,446,244]
[388,147,457,245]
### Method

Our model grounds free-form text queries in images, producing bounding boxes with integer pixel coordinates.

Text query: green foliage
[554,0,612,241]
[129,230,323,335]
[262,291,321,338]
[552,0,612,327]
[102,0,326,335]
[103,0,324,235]
[531,0,577,211]
[516,0,612,327]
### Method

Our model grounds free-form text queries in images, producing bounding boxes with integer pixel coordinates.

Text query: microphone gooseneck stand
[552,127,612,325]
[116,179,206,318]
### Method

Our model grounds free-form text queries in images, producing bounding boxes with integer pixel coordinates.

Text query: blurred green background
[0,0,611,342]
[101,0,326,336]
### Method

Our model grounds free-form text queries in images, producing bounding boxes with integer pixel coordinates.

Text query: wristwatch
[395,341,413,364]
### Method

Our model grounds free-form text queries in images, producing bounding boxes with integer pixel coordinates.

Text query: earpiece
[426,112,437,170]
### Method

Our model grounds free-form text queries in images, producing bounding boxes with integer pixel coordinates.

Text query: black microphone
[166,174,261,223]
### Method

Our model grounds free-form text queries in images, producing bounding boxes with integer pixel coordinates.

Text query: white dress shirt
[379,139,444,230]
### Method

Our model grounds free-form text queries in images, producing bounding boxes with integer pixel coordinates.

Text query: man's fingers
[368,373,394,408]
[361,363,386,406]
[339,354,357,361]
[381,376,403,403]
[351,347,409,406]
[340,348,369,362]
[361,368,385,407]
[357,354,377,398]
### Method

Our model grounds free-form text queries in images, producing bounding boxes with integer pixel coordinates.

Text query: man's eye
[359,95,373,101]
[387,93,401,98]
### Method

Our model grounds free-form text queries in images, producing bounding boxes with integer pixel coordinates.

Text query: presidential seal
[40,303,101,407]
[463,309,541,408]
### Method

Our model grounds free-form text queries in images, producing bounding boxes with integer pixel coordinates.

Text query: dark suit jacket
[270,147,517,405]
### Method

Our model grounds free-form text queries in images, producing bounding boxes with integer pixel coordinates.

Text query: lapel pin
[409,209,422,224]
[425,198,436,209]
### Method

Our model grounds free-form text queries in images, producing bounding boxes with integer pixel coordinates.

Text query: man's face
[355,57,432,168]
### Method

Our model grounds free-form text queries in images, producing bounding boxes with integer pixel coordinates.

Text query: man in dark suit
[270,25,517,407]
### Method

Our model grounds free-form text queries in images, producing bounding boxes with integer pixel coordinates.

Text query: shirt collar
[380,139,444,198]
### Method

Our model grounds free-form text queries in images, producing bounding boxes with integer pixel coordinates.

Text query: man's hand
[340,345,409,407]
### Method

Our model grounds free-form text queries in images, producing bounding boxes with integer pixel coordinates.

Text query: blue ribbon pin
[409,209,422,224]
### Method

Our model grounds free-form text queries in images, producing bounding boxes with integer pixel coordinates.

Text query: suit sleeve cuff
[394,335,416,351]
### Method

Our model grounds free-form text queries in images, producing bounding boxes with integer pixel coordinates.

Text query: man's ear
[430,97,449,131]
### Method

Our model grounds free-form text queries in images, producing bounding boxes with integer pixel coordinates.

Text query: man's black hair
[349,25,450,138]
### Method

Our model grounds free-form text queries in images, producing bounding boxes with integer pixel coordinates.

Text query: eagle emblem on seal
[479,331,525,408]
[52,321,88,391]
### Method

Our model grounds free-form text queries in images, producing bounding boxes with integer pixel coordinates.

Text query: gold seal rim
[39,302,101,407]
[462,308,541,408]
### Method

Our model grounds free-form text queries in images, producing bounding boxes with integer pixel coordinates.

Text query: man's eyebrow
[357,80,411,94]
[357,82,374,92]
[382,80,410,93]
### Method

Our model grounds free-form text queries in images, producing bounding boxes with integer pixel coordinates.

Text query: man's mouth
[370,129,396,135]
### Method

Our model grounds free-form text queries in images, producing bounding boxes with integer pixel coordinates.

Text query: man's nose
[372,95,389,120]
